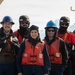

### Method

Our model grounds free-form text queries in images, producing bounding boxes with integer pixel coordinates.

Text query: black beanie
[60,16,70,24]
[19,15,30,26]
[30,25,39,32]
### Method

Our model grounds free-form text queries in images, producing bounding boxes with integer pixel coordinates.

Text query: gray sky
[0,0,75,31]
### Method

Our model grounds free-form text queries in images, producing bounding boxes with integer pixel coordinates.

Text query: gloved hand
[62,65,67,72]
[11,37,20,48]
[65,42,72,49]
[12,37,18,42]
[70,50,75,58]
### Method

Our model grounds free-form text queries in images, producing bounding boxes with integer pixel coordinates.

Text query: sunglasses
[47,30,55,32]
[21,21,29,24]
[61,23,69,26]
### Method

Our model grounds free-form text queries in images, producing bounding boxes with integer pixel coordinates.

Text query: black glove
[62,64,67,72]
[70,50,75,58]
[11,37,20,48]
[65,42,72,49]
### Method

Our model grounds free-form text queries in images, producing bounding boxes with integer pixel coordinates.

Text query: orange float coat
[21,40,44,66]
[45,39,62,64]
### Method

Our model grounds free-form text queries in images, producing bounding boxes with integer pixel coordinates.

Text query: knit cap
[30,25,39,32]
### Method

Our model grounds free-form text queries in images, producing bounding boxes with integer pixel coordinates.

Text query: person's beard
[20,26,29,35]
[58,26,67,34]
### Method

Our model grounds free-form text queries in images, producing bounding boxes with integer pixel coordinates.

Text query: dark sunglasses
[61,23,69,26]
[21,21,29,24]
[47,30,55,32]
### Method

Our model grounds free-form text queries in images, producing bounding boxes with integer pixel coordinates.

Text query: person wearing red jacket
[43,20,68,75]
[14,15,30,44]
[14,15,30,75]
[57,16,75,75]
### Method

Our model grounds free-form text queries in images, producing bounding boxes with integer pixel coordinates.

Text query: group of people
[0,15,75,75]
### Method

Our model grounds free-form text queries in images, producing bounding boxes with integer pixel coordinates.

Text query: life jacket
[44,39,62,64]
[21,40,44,66]
[0,36,16,64]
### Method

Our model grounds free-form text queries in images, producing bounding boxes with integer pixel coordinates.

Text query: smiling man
[0,16,19,75]
[0,16,14,34]
[43,20,68,75]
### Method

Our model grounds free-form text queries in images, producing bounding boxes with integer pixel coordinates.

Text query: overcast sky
[0,0,75,32]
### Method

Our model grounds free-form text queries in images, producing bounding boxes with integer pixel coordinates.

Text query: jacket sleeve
[60,40,68,66]
[70,32,75,45]
[43,44,51,74]
[16,41,25,73]
[66,42,75,58]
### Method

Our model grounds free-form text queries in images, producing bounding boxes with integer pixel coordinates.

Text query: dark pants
[14,64,17,75]
[63,60,72,75]
[50,69,63,75]
[50,64,63,75]
[0,64,15,75]
[22,65,44,75]
[71,57,75,75]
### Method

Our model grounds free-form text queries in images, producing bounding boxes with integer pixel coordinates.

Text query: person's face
[60,22,69,28]
[47,28,55,39]
[20,21,29,28]
[30,30,38,39]
[3,22,12,32]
